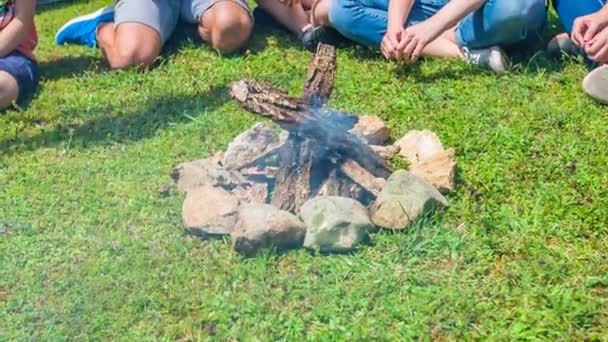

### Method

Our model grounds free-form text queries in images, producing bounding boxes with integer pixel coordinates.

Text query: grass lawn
[1,0,608,340]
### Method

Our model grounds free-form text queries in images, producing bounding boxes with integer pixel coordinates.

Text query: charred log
[303,44,337,105]
[271,136,318,213]
[229,44,392,213]
[230,79,391,178]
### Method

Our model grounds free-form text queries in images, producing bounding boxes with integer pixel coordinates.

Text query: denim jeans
[553,0,606,33]
[329,0,547,49]
[553,0,606,68]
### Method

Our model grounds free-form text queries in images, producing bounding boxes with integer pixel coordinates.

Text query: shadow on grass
[39,55,105,81]
[0,85,230,155]
[36,0,86,13]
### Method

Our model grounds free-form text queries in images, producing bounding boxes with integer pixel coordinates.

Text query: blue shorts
[0,51,39,105]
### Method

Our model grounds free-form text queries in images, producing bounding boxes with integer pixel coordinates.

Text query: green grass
[1,1,608,340]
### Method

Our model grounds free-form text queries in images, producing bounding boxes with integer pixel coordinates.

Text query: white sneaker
[583,65,608,105]
[461,46,510,73]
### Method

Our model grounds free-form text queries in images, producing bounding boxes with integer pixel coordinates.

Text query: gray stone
[222,123,282,170]
[370,170,448,229]
[394,130,444,164]
[350,116,391,145]
[172,158,243,194]
[300,197,373,253]
[182,186,240,238]
[232,203,306,257]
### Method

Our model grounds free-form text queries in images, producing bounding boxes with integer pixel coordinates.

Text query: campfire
[173,44,456,257]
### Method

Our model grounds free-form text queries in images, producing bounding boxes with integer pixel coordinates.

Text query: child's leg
[99,0,179,69]
[553,0,606,67]
[453,0,547,49]
[553,0,605,33]
[0,52,38,110]
[97,23,164,69]
[182,0,253,54]
[256,0,310,35]
[0,71,19,109]
[55,0,179,70]
[328,0,393,47]
[329,0,455,57]
[309,0,330,26]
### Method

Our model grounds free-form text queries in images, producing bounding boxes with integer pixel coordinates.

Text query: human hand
[381,29,403,60]
[572,11,608,48]
[585,27,608,64]
[395,20,442,63]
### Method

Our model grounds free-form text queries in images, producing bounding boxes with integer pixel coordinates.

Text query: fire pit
[173,44,456,257]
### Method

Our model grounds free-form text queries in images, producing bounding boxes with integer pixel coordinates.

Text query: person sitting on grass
[548,0,608,104]
[327,0,547,72]
[54,0,253,70]
[255,0,344,51]
[0,0,38,109]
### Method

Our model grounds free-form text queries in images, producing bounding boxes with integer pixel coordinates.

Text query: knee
[328,0,353,31]
[0,77,18,109]
[482,0,546,44]
[110,42,159,69]
[494,0,546,29]
[207,6,253,54]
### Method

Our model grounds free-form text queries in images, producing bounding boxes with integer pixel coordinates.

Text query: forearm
[387,0,415,32]
[426,0,485,34]
[0,20,28,57]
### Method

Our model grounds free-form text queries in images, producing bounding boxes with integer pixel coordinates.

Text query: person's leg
[256,0,310,35]
[97,23,163,69]
[0,52,39,110]
[328,0,400,47]
[550,0,606,65]
[191,0,254,53]
[56,0,179,70]
[0,71,19,109]
[329,0,458,55]
[103,0,179,69]
[310,0,330,26]
[454,0,547,49]
[554,0,605,33]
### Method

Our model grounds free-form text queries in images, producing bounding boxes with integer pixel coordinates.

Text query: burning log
[229,44,392,212]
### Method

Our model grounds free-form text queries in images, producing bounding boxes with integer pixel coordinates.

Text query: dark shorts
[0,51,39,105]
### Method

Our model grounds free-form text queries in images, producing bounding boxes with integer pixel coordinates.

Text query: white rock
[410,149,457,194]
[349,116,391,145]
[182,186,240,238]
[394,130,444,164]
[172,159,243,194]
[370,144,401,160]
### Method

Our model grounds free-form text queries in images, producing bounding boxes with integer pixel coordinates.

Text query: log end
[230,80,250,102]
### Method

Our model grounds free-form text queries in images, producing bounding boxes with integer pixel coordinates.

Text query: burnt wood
[302,44,337,105]
[228,43,392,212]
[230,80,391,178]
